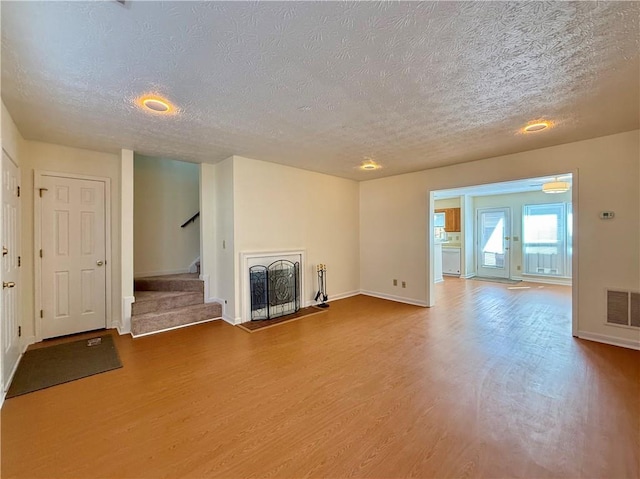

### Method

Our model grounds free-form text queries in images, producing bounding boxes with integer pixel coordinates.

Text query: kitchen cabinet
[435,207,461,232]
[442,247,461,275]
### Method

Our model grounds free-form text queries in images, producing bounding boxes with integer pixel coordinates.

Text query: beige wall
[434,197,461,209]
[134,155,200,277]
[473,190,572,282]
[1,102,23,164]
[232,156,360,321]
[20,141,122,340]
[361,130,640,346]
[212,157,236,320]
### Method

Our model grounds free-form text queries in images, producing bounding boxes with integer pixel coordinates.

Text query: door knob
[3,282,15,288]
[2,246,7,256]
[96,260,104,266]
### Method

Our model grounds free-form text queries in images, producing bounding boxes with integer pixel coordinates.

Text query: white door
[41,175,106,339]
[2,151,21,389]
[476,207,511,279]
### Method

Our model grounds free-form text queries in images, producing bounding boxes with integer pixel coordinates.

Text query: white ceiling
[2,1,638,180]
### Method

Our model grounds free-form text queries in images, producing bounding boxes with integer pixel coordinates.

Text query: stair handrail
[181,211,200,228]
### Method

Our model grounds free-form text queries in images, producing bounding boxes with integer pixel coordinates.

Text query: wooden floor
[2,278,639,478]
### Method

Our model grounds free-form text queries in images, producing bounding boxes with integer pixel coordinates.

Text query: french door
[476,207,511,279]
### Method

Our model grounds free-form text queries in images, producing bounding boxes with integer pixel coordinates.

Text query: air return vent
[607,290,640,327]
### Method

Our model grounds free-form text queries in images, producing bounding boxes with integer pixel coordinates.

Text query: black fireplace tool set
[314,263,329,308]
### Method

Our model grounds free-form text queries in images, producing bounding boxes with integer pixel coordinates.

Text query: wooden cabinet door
[449,208,461,232]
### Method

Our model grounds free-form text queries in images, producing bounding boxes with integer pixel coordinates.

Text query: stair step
[131,302,223,337]
[132,291,203,316]
[134,273,204,293]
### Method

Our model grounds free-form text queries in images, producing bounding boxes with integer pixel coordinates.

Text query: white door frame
[34,170,112,341]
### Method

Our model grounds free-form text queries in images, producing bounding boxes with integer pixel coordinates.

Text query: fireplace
[240,250,306,324]
[249,260,300,320]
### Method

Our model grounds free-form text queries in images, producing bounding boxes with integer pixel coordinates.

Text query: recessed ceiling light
[135,94,176,115]
[143,99,170,112]
[360,158,381,171]
[523,121,550,133]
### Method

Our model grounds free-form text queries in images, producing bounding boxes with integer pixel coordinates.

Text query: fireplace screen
[250,260,300,321]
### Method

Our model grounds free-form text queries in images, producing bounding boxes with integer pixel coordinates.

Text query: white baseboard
[461,273,476,279]
[188,257,201,274]
[131,316,221,338]
[360,290,428,308]
[222,314,241,326]
[134,268,189,278]
[1,341,29,409]
[21,335,36,350]
[577,331,640,351]
[304,290,360,308]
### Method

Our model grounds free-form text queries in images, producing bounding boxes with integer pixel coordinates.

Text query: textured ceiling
[2,1,639,180]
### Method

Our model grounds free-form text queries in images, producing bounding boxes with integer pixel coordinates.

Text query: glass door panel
[476,207,510,278]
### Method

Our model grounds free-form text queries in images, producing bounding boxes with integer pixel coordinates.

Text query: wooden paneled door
[40,174,107,339]
[1,150,21,389]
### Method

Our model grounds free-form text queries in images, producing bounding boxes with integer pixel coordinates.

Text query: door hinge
[40,310,43,318]
[18,256,21,267]
[40,249,43,258]
[17,186,20,197]
[18,326,21,337]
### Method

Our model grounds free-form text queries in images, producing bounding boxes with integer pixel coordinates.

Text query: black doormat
[6,334,122,398]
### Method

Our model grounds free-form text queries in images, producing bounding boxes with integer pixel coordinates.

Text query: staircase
[131,273,222,337]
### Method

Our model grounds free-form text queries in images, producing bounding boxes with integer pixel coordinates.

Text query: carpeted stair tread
[134,273,204,293]
[132,291,203,316]
[131,302,222,337]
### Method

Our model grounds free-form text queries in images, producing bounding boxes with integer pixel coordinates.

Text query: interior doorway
[429,173,575,334]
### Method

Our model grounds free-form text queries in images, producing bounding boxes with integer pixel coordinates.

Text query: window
[523,203,571,277]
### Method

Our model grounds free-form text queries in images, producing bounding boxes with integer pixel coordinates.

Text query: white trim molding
[34,170,113,341]
[577,331,640,351]
[119,295,135,335]
[305,290,360,308]
[222,314,240,326]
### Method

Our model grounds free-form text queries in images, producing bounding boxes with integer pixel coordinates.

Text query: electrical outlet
[393,279,398,286]
[402,281,406,288]
[517,265,521,271]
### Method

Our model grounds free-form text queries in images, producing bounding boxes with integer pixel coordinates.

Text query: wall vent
[607,290,640,328]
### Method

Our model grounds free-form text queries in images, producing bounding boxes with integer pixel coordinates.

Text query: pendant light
[542,178,570,194]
